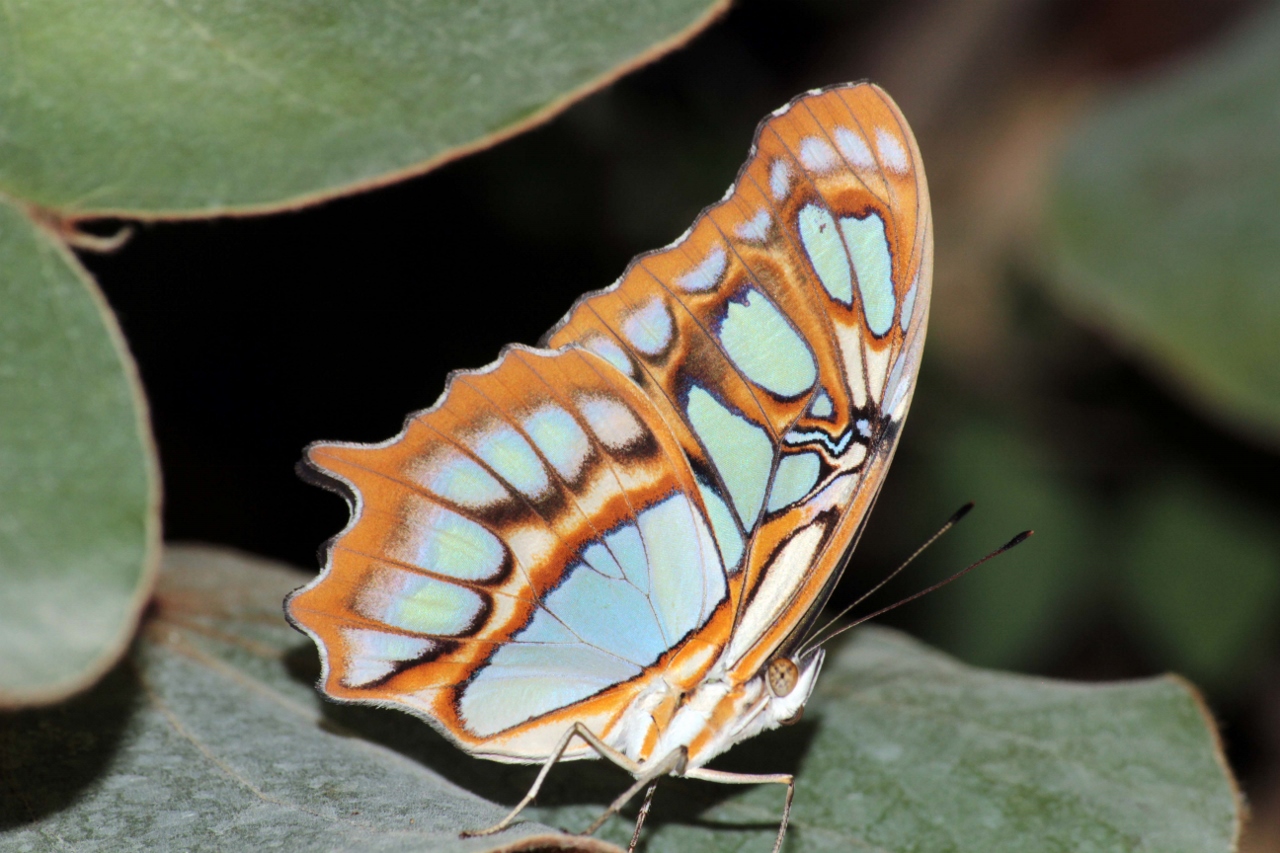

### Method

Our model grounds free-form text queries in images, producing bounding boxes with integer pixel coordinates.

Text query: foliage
[0,547,1240,851]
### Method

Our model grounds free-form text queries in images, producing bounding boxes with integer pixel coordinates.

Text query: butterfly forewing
[287,82,931,764]
[546,84,931,679]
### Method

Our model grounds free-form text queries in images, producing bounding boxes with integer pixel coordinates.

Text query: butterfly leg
[463,721,645,839]
[627,783,658,853]
[684,767,795,853]
[580,746,686,838]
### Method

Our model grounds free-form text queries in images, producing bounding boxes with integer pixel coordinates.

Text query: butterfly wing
[287,346,731,761]
[287,82,931,762]
[545,83,932,682]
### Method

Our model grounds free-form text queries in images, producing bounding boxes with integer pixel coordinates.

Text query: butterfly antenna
[798,502,974,656]
[803,527,1033,654]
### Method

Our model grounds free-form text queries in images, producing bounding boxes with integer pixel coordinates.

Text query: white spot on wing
[469,421,551,499]
[523,403,591,481]
[875,127,909,174]
[341,629,437,689]
[834,126,875,170]
[578,393,646,452]
[675,245,727,293]
[810,389,833,418]
[799,136,838,172]
[735,208,771,242]
[770,160,791,201]
[845,442,868,467]
[836,326,868,409]
[866,344,891,404]
[901,268,920,332]
[505,524,558,570]
[409,447,507,510]
[582,333,635,378]
[621,295,673,356]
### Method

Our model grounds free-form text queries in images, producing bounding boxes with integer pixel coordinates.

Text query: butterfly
[286,81,931,852]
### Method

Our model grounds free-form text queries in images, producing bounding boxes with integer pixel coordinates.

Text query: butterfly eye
[766,657,800,698]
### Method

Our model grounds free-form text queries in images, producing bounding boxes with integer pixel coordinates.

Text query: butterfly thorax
[607,647,825,771]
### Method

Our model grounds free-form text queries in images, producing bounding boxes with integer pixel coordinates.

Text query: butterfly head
[677,646,825,768]
[759,647,824,728]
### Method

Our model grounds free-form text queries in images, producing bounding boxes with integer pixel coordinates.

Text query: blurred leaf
[916,414,1095,670]
[1045,6,1280,444]
[1122,471,1280,692]
[0,546,1239,851]
[0,200,158,707]
[0,0,728,217]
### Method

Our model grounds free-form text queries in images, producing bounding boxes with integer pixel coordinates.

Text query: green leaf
[768,631,1239,852]
[0,0,728,217]
[0,547,1239,851]
[1122,470,1280,692]
[1044,6,1280,444]
[0,199,158,707]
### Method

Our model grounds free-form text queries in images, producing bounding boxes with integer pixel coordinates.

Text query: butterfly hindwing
[289,346,731,760]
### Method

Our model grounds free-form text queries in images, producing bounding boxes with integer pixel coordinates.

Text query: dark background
[84,0,1278,846]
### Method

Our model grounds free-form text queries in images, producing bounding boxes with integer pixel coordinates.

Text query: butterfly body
[604,641,824,769]
[287,82,931,846]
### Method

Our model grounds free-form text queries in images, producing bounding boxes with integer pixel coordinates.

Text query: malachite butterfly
[287,81,932,851]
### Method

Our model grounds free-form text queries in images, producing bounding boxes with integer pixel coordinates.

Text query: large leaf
[0,0,728,217]
[0,546,1239,851]
[0,199,159,707]
[1044,5,1280,444]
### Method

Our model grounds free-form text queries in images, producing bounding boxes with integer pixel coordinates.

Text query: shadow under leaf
[0,656,138,830]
